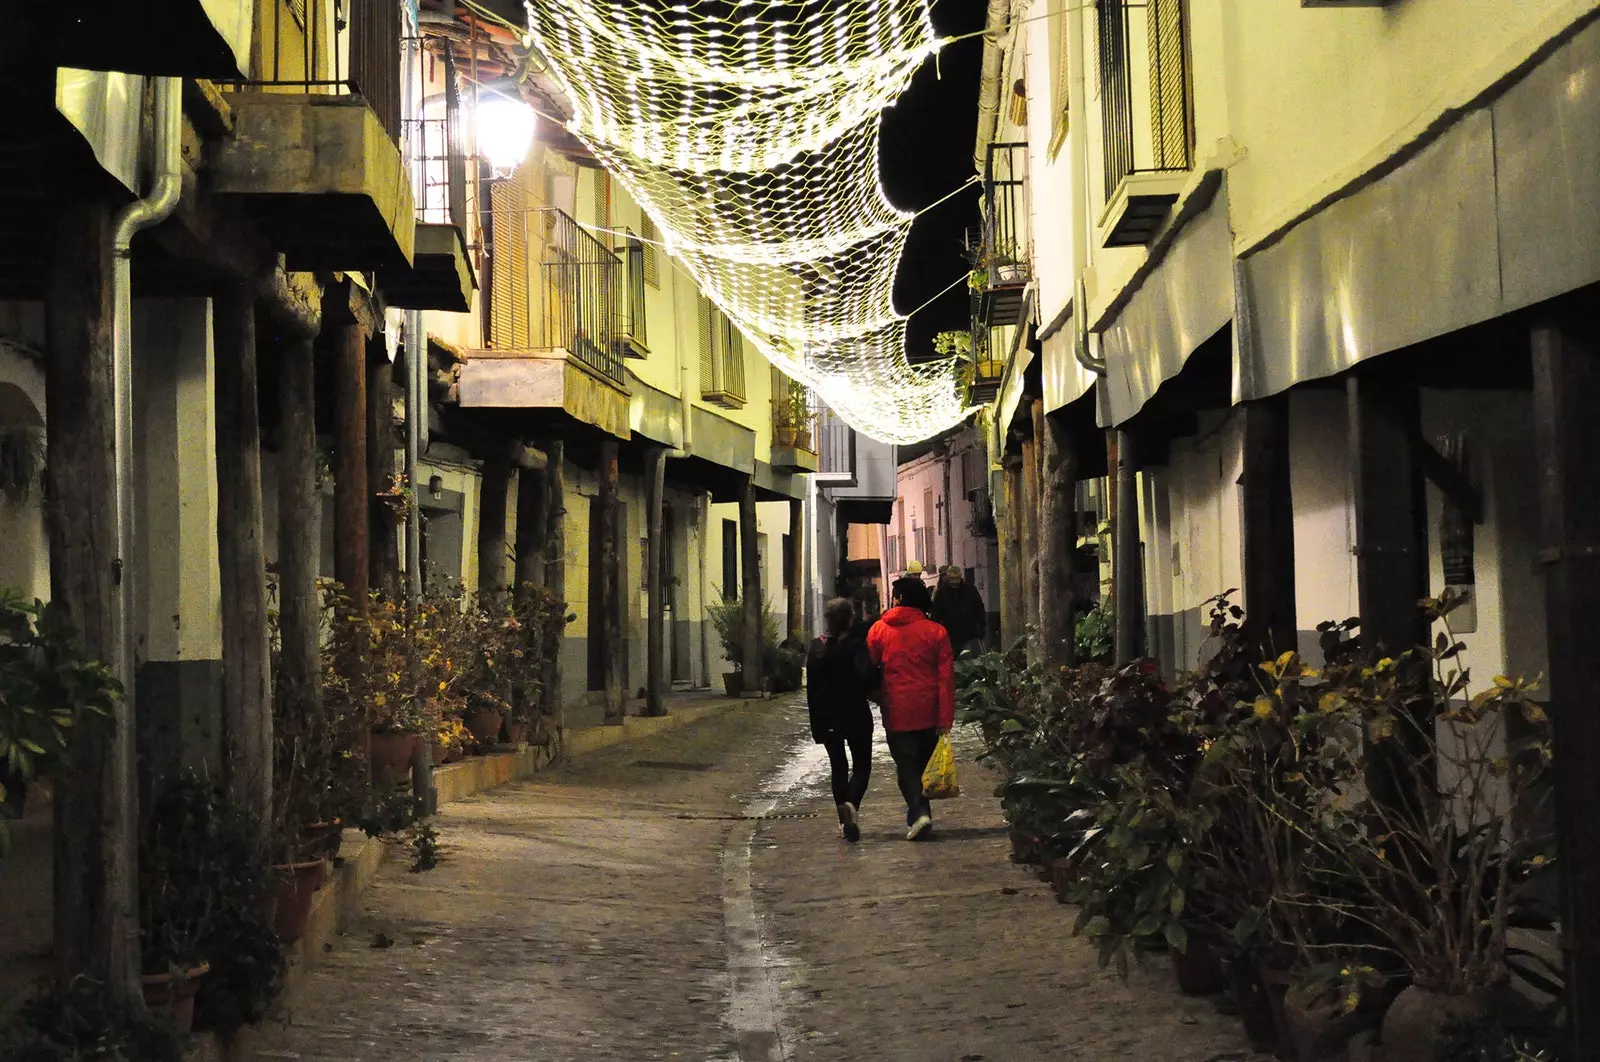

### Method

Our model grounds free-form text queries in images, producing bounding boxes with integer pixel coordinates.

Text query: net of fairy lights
[525,0,975,445]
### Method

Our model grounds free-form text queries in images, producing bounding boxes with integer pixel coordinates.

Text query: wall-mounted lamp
[428,474,444,500]
[475,96,536,177]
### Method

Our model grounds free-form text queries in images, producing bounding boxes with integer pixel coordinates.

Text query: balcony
[975,142,1031,328]
[1097,0,1193,247]
[211,0,414,271]
[456,206,629,439]
[771,371,819,474]
[379,64,476,311]
[39,1,253,79]
[698,297,747,410]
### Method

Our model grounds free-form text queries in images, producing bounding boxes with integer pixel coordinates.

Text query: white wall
[1288,389,1359,639]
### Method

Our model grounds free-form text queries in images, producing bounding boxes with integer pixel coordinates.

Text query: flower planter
[1171,930,1227,996]
[1046,855,1080,903]
[303,819,343,861]
[431,740,449,767]
[1285,982,1371,1062]
[775,426,798,447]
[1007,826,1041,866]
[723,672,744,698]
[141,962,210,1034]
[369,731,419,785]
[794,429,813,451]
[1380,986,1492,1062]
[1227,956,1281,1054]
[980,722,1000,747]
[271,860,325,941]
[1258,961,1299,1060]
[465,707,505,746]
[505,720,529,745]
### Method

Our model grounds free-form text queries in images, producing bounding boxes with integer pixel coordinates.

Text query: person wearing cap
[866,575,955,840]
[930,564,987,657]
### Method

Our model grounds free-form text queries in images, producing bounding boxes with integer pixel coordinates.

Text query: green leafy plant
[707,590,780,674]
[1075,605,1114,663]
[0,425,45,504]
[932,330,973,358]
[0,592,119,854]
[0,979,187,1061]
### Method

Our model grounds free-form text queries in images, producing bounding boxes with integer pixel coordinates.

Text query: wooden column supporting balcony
[1039,410,1080,669]
[645,445,668,718]
[740,475,765,694]
[368,353,399,598]
[541,440,567,731]
[477,455,511,597]
[787,497,805,640]
[599,440,626,725]
[1241,394,1298,659]
[1112,430,1143,666]
[277,335,322,757]
[333,320,370,614]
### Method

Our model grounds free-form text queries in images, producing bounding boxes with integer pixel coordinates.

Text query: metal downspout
[109,74,183,975]
[1068,7,1106,377]
[972,0,1011,176]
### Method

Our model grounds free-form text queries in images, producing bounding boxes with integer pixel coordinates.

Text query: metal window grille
[982,142,1030,284]
[402,39,466,227]
[486,199,623,384]
[1097,0,1192,202]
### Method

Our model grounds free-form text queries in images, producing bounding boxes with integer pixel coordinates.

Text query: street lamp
[475,96,536,176]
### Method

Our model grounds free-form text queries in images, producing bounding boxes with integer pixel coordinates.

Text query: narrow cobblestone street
[246,699,1260,1062]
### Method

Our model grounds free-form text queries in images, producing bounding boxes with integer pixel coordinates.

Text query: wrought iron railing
[981,141,1030,285]
[401,36,466,228]
[1097,0,1192,202]
[227,0,403,144]
[771,368,816,448]
[486,203,623,384]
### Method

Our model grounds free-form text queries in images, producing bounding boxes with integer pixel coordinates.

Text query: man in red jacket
[867,575,955,840]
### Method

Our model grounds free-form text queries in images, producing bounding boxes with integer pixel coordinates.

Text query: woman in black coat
[806,597,878,842]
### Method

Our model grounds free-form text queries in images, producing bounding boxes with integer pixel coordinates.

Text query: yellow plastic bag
[921,734,960,800]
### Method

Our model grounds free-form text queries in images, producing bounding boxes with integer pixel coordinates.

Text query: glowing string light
[526,0,976,445]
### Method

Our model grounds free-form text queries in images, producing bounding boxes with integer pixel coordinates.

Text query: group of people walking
[803,566,982,842]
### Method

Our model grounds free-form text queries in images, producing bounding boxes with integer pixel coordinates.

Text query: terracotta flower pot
[369,731,419,785]
[1380,986,1493,1062]
[1008,825,1041,866]
[723,672,744,697]
[1285,981,1372,1062]
[141,962,210,1034]
[272,860,325,941]
[304,820,343,861]
[1227,955,1282,1054]
[505,720,529,745]
[464,707,505,746]
[775,426,797,447]
[1046,855,1081,903]
[1171,929,1227,996]
[980,722,1000,747]
[1258,961,1299,1060]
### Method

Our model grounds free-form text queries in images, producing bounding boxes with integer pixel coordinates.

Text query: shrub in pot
[708,590,780,696]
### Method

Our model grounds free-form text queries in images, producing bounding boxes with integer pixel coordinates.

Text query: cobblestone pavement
[245,697,1263,1062]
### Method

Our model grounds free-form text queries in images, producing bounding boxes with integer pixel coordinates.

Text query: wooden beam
[1241,394,1298,659]
[44,195,141,1008]
[1019,428,1040,641]
[1531,294,1600,1060]
[476,454,511,597]
[277,336,322,755]
[599,439,626,724]
[214,279,272,825]
[367,353,399,599]
[645,445,668,717]
[1039,410,1079,668]
[786,496,804,640]
[513,463,547,593]
[332,319,369,613]
[541,439,566,734]
[1113,430,1143,665]
[740,474,765,694]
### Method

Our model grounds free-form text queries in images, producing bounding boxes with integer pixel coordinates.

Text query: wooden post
[1019,418,1040,639]
[786,496,804,639]
[1531,295,1600,1059]
[1113,430,1143,665]
[332,321,369,612]
[598,439,625,724]
[277,337,321,737]
[739,474,765,694]
[645,445,667,717]
[477,454,511,597]
[213,280,272,822]
[1039,410,1079,668]
[367,353,399,599]
[45,196,141,1008]
[1347,374,1426,659]
[514,464,547,593]
[1241,394,1298,659]
[941,445,954,568]
[998,454,1023,646]
[542,440,566,734]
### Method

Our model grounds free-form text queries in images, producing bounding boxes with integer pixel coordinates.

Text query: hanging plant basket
[0,425,44,504]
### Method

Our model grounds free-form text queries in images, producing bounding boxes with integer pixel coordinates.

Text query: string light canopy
[525,0,976,445]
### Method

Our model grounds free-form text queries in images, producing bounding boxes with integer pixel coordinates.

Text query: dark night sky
[881,0,989,363]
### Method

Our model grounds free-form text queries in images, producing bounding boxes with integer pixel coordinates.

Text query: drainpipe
[1068,5,1107,377]
[972,0,1011,176]
[108,73,182,966]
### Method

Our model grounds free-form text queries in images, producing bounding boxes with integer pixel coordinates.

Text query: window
[1048,0,1071,157]
[781,533,792,588]
[592,167,611,229]
[886,534,900,574]
[698,295,747,408]
[487,170,532,350]
[1097,0,1192,200]
[721,519,738,600]
[619,228,648,352]
[639,213,662,288]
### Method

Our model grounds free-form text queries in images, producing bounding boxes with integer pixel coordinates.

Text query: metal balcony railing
[401,37,466,228]
[980,142,1030,287]
[772,369,816,450]
[486,203,624,384]
[227,0,403,143]
[1097,0,1193,202]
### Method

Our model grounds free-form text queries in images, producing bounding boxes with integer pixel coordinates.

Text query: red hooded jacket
[866,606,955,733]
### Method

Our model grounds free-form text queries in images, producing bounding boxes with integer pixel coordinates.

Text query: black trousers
[822,731,872,810]
[885,728,940,826]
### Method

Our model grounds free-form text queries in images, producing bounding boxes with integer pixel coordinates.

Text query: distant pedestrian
[930,565,987,657]
[867,576,955,840]
[806,598,878,843]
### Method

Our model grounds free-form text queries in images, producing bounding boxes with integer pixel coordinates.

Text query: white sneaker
[842,802,860,843]
[906,814,932,841]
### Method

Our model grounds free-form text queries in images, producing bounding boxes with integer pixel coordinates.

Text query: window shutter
[639,213,662,288]
[698,295,716,393]
[723,318,746,401]
[1147,0,1189,170]
[489,172,531,350]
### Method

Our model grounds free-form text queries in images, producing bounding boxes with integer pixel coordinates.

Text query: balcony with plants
[771,372,819,473]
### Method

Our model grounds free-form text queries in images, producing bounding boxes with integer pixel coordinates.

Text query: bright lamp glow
[475,97,536,176]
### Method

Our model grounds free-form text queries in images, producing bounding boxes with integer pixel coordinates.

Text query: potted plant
[707,590,779,697]
[139,779,221,1034]
[0,592,118,848]
[785,381,812,451]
